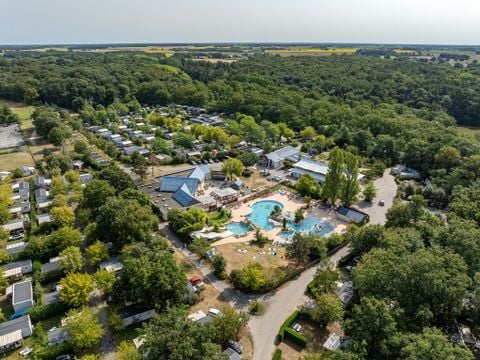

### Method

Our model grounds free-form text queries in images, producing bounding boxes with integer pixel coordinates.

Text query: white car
[19,347,33,357]
[208,308,223,317]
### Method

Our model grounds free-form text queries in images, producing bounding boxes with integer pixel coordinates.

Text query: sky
[3,0,480,45]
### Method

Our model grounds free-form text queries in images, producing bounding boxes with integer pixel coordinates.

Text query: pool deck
[212,192,347,247]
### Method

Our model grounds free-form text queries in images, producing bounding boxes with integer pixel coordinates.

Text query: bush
[188,238,211,257]
[29,302,70,322]
[272,348,283,360]
[284,327,307,347]
[230,269,243,288]
[249,299,266,315]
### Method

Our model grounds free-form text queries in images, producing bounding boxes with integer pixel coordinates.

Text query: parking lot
[0,124,25,149]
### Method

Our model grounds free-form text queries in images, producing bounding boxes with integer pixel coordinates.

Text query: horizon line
[1,41,480,48]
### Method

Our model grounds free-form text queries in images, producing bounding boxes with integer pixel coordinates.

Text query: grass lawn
[0,151,34,170]
[215,242,291,274]
[458,125,480,136]
[240,169,273,190]
[208,210,231,227]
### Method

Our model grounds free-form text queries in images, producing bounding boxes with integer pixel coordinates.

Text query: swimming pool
[280,217,335,239]
[227,222,253,235]
[246,200,284,230]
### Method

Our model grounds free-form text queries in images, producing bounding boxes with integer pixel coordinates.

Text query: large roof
[266,146,300,162]
[173,184,196,207]
[160,176,199,194]
[292,159,329,176]
[338,207,368,223]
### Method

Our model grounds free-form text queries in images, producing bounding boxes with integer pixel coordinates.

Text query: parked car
[208,308,223,317]
[378,199,385,206]
[225,340,243,354]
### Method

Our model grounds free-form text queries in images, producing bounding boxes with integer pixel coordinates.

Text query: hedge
[277,310,299,341]
[272,348,283,360]
[277,310,307,347]
[284,327,307,347]
[29,302,70,322]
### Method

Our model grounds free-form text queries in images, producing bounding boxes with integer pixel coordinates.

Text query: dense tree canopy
[114,241,187,309]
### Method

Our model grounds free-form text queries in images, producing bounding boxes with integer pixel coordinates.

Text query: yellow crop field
[144,48,175,56]
[266,48,358,54]
[394,49,417,54]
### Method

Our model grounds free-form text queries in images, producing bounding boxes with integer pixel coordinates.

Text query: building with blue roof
[160,176,199,194]
[173,184,197,207]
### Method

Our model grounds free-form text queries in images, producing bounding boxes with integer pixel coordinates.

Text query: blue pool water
[227,222,253,235]
[246,200,284,230]
[280,217,335,240]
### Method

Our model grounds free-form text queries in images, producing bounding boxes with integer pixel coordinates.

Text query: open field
[0,151,34,170]
[394,49,418,54]
[266,48,357,54]
[215,242,290,274]
[458,125,480,136]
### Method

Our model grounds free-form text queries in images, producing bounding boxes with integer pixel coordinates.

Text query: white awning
[0,330,22,347]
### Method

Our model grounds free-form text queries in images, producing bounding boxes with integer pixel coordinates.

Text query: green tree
[114,242,187,309]
[341,151,360,207]
[296,173,320,198]
[222,158,243,180]
[118,341,141,360]
[240,262,267,291]
[238,151,259,172]
[288,233,310,266]
[58,246,84,273]
[120,188,152,207]
[354,247,470,328]
[81,179,115,216]
[0,104,19,124]
[345,297,398,359]
[294,208,304,223]
[322,147,344,205]
[209,306,245,343]
[86,241,110,266]
[310,267,340,296]
[60,272,95,307]
[131,152,148,180]
[141,307,225,360]
[50,205,75,227]
[93,269,116,295]
[212,255,227,279]
[300,126,317,140]
[97,165,135,193]
[96,198,158,248]
[310,293,344,326]
[363,182,377,202]
[48,126,71,153]
[64,307,104,351]
[394,328,474,360]
[434,145,461,170]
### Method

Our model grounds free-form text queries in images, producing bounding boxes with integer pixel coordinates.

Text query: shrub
[249,299,266,315]
[272,348,283,360]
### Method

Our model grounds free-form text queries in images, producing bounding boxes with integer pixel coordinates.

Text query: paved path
[357,168,397,225]
[248,245,350,360]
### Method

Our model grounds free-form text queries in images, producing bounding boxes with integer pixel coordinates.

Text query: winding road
[156,170,397,360]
